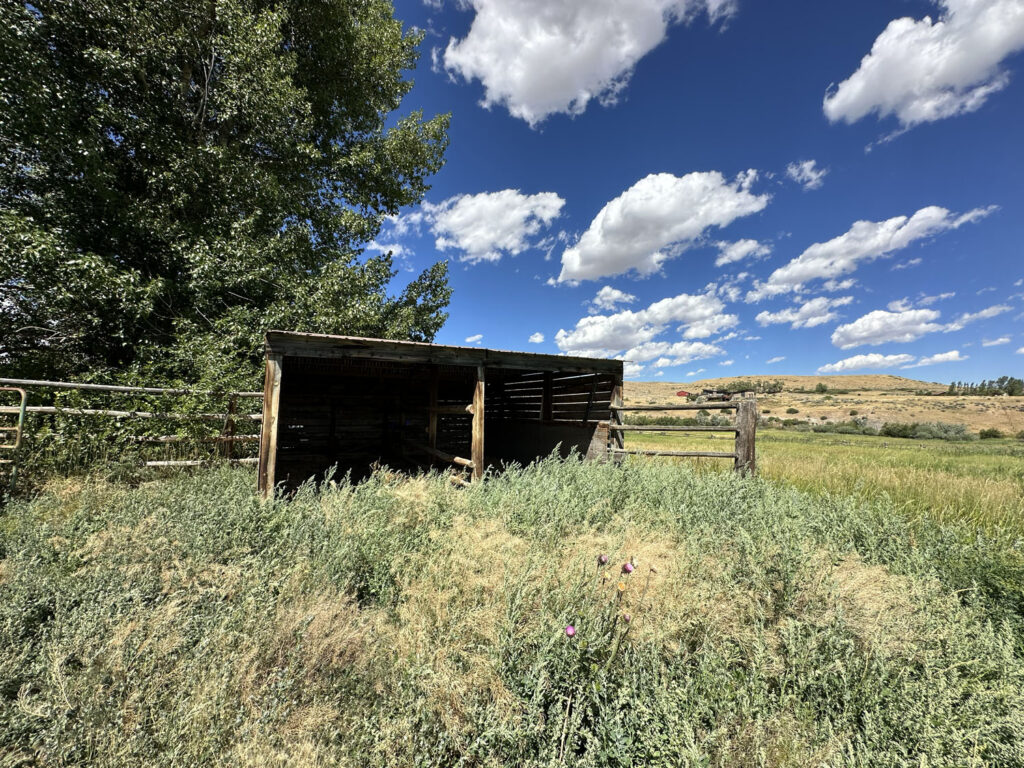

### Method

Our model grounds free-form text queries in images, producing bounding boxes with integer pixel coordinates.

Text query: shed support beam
[428,371,438,450]
[472,366,485,481]
[257,353,283,498]
[541,372,553,422]
[609,377,624,463]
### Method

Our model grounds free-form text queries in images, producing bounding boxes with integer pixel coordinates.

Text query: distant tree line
[943,377,1024,397]
[718,379,786,394]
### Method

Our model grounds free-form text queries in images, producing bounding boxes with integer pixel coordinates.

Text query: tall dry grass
[630,429,1024,537]
[1,460,1022,766]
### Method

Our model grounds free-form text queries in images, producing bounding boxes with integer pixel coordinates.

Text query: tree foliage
[945,378,1024,397]
[0,0,450,387]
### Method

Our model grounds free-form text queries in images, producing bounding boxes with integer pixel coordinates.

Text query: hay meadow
[2,457,1023,766]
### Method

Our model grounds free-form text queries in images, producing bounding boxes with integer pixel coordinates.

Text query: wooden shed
[257,332,623,494]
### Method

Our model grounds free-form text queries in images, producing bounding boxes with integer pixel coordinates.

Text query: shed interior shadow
[272,355,615,490]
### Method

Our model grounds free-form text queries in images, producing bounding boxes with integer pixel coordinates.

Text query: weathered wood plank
[612,449,737,459]
[258,354,283,498]
[472,366,485,481]
[428,373,438,450]
[610,379,624,463]
[611,403,736,411]
[265,331,623,374]
[608,424,738,433]
[734,398,757,475]
[406,441,474,468]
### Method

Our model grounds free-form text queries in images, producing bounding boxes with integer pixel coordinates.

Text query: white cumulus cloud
[591,286,638,312]
[424,190,565,264]
[746,205,993,301]
[1017,347,1024,355]
[465,334,484,344]
[766,356,786,364]
[831,308,944,349]
[786,160,829,190]
[817,353,917,373]
[715,239,771,267]
[823,0,1024,134]
[624,362,646,378]
[443,0,736,126]
[555,291,734,361]
[903,349,968,367]
[559,170,769,282]
[756,296,854,329]
[528,332,545,344]
[945,304,1012,331]
[982,336,1011,346]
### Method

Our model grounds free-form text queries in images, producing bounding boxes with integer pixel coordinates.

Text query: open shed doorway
[257,333,623,494]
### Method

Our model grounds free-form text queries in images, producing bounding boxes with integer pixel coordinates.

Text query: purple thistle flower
[598,554,609,566]
[622,562,634,574]
[623,613,632,623]
[565,625,576,637]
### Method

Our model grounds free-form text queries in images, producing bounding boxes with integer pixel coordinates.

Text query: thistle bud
[622,562,634,574]
[565,625,576,637]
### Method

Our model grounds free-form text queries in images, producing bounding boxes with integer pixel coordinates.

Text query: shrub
[1017,430,1024,441]
[881,422,915,439]
[849,410,859,416]
[814,382,829,393]
[786,407,799,414]
[980,428,1004,440]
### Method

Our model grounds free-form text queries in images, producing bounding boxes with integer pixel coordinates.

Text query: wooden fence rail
[604,396,757,474]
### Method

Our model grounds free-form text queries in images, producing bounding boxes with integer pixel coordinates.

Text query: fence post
[609,377,624,463]
[258,354,283,497]
[471,365,485,481]
[734,397,757,475]
[222,395,237,460]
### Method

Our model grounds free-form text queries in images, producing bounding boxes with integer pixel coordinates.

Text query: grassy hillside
[631,374,945,394]
[626,378,1024,433]
[2,463,1022,766]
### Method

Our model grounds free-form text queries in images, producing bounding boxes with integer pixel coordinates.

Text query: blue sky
[379,0,1024,382]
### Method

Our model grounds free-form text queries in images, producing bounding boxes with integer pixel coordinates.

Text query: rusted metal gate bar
[0,379,264,476]
[0,387,28,491]
[0,377,261,397]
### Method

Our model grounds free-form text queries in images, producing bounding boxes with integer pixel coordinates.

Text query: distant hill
[631,374,945,395]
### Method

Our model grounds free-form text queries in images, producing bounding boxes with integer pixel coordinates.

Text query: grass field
[626,429,1024,538]
[2,461,1023,766]
[626,376,1024,434]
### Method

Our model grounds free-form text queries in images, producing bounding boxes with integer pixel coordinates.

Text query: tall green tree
[0,0,450,387]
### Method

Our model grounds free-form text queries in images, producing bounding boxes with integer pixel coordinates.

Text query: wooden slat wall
[487,370,614,423]
[263,353,618,491]
[273,356,475,489]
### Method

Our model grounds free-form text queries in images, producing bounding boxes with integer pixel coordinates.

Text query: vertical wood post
[541,371,553,422]
[223,395,237,460]
[734,396,757,475]
[471,365,485,481]
[428,370,438,450]
[257,354,283,497]
[610,377,624,463]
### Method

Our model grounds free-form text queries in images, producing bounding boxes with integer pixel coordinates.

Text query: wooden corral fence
[0,377,263,489]
[604,395,757,474]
